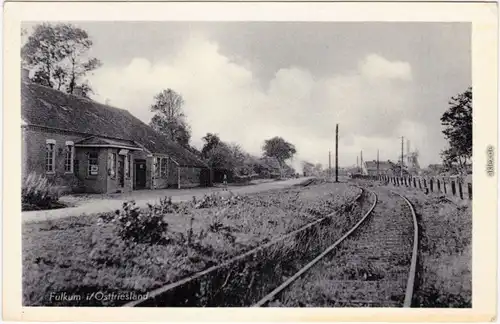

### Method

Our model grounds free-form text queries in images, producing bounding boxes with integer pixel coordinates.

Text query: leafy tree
[440,87,472,173]
[256,156,281,178]
[262,137,297,167]
[302,161,314,176]
[201,133,222,159]
[150,89,191,147]
[206,145,234,170]
[313,163,323,176]
[21,23,102,96]
[200,133,236,171]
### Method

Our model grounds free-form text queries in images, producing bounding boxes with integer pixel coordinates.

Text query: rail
[252,188,378,307]
[391,190,419,307]
[124,185,363,307]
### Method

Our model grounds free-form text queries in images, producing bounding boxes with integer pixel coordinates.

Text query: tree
[150,89,191,147]
[201,133,222,159]
[440,87,472,174]
[262,137,297,167]
[302,161,314,176]
[21,23,102,96]
[201,133,236,171]
[205,145,234,170]
[313,163,323,176]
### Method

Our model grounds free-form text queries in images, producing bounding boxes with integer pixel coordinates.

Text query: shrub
[113,199,171,245]
[193,193,246,209]
[22,172,61,210]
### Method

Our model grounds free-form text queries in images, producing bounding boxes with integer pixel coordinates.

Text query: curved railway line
[125,184,419,308]
[257,187,419,308]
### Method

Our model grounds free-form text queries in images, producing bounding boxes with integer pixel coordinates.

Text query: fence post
[418,179,422,190]
[430,178,433,192]
[468,182,472,200]
[459,182,463,199]
[423,178,427,189]
[443,180,447,194]
[437,179,441,192]
[451,180,456,196]
[413,178,416,188]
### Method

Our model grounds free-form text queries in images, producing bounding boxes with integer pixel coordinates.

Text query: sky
[22,22,471,170]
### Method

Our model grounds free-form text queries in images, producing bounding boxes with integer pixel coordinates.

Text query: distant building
[362,160,394,176]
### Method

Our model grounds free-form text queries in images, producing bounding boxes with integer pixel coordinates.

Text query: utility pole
[328,150,332,179]
[360,150,363,175]
[401,136,404,177]
[377,149,380,177]
[335,124,339,182]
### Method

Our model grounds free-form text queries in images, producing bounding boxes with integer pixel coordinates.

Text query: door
[118,155,125,187]
[135,160,147,189]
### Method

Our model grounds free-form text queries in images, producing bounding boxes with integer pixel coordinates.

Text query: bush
[193,193,247,209]
[22,172,61,210]
[113,199,172,245]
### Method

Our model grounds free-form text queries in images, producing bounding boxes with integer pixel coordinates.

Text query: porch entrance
[135,159,147,189]
[117,155,125,188]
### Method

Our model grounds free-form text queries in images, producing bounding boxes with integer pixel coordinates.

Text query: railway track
[124,185,364,307]
[255,187,419,308]
[124,185,418,308]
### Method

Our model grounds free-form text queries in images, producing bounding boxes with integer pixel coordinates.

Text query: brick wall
[22,126,137,194]
[22,127,83,193]
[77,147,108,194]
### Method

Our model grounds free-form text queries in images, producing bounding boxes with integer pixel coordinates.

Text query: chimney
[21,68,29,82]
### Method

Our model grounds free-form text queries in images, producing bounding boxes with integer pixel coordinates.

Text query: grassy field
[398,188,472,307]
[23,180,361,306]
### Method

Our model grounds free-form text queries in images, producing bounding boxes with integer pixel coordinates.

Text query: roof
[21,81,208,168]
[364,161,393,171]
[75,136,141,150]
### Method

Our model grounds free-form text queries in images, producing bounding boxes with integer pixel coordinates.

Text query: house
[21,69,211,194]
[362,160,394,176]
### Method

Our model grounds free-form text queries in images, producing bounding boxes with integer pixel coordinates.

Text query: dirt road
[22,177,313,223]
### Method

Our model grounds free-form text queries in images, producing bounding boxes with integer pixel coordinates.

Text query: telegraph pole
[360,150,363,175]
[400,136,404,177]
[377,149,380,177]
[335,124,339,182]
[328,150,332,179]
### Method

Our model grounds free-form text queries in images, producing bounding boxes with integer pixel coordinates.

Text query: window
[161,157,168,178]
[64,141,74,173]
[88,151,99,176]
[45,139,56,173]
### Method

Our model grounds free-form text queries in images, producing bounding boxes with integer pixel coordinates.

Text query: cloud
[89,35,434,169]
[359,54,412,81]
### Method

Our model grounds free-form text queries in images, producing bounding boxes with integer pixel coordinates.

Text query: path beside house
[22,177,313,223]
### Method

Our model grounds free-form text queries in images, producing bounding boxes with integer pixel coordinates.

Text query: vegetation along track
[125,184,364,307]
[256,187,419,308]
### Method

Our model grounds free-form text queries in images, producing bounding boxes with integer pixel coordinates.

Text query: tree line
[149,87,298,180]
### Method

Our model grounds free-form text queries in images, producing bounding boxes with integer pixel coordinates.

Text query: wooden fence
[377,174,472,200]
